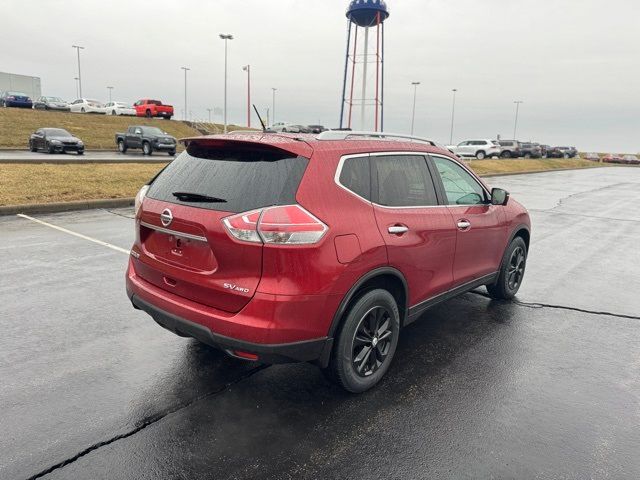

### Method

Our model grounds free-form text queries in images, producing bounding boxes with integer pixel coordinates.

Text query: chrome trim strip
[140,221,208,242]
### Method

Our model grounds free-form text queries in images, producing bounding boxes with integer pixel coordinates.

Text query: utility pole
[72,45,85,98]
[410,82,420,135]
[242,65,251,128]
[449,88,458,144]
[74,77,79,98]
[107,86,114,103]
[271,88,277,126]
[181,67,190,121]
[207,108,212,123]
[513,100,524,139]
[219,34,234,133]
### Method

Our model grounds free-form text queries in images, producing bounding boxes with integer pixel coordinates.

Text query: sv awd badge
[224,283,250,293]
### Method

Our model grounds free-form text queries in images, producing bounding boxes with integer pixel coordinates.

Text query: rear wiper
[172,192,227,203]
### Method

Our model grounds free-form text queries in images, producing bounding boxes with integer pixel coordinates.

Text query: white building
[0,72,42,99]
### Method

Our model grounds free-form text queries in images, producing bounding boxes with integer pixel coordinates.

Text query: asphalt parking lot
[0,150,170,163]
[2,167,639,480]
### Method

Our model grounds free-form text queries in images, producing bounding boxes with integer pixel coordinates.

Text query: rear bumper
[126,260,335,365]
[130,293,331,364]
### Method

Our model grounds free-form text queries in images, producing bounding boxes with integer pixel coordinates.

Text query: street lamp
[271,88,277,127]
[181,67,190,121]
[513,100,524,139]
[242,65,251,128]
[219,34,234,133]
[449,88,458,145]
[73,77,79,98]
[72,45,85,98]
[410,82,420,136]
[107,86,114,103]
[207,108,212,123]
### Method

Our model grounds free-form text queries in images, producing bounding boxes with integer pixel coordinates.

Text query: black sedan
[29,128,85,154]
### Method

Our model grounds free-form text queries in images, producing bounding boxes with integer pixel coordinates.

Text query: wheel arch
[510,224,530,251]
[328,267,409,339]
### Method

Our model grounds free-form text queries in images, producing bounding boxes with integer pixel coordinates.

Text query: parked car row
[446,139,579,159]
[2,92,174,119]
[270,122,327,134]
[601,154,640,165]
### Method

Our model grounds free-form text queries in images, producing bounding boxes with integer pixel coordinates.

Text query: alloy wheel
[507,246,526,290]
[352,306,394,377]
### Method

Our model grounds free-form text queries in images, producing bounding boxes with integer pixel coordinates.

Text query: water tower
[339,0,390,131]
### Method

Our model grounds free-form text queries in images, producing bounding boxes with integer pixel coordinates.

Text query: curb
[0,197,134,216]
[0,159,171,165]
[0,164,608,216]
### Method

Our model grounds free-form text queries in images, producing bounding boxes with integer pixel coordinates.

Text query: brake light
[223,205,328,245]
[134,185,149,217]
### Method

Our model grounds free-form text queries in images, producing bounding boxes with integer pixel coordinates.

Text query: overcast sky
[2,0,639,152]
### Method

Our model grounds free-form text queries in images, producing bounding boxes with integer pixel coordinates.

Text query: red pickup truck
[134,99,173,120]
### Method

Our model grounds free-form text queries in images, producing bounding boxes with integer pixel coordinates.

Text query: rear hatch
[134,136,311,313]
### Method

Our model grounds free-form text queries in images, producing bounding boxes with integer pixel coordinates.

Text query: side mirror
[491,187,509,206]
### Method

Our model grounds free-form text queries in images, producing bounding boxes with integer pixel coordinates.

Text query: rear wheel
[500,151,511,159]
[118,140,127,153]
[142,141,152,156]
[524,153,531,159]
[326,289,400,393]
[145,109,152,118]
[563,153,569,159]
[47,142,55,154]
[476,150,486,160]
[168,150,176,156]
[487,236,527,300]
[81,107,85,113]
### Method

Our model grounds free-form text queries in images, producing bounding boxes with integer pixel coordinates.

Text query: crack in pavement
[470,290,640,321]
[25,365,269,480]
[529,209,640,224]
[103,209,136,220]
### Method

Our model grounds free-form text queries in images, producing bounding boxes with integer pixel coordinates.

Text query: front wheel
[118,140,127,153]
[142,142,152,156]
[168,150,176,156]
[326,289,400,393]
[487,236,527,300]
[145,109,152,118]
[476,151,486,160]
[500,151,511,159]
[29,142,37,152]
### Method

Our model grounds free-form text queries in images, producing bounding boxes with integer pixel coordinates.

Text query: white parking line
[16,213,130,255]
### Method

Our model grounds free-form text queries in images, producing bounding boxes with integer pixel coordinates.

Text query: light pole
[181,67,190,121]
[513,100,524,139]
[242,65,251,128]
[449,88,458,145]
[72,45,85,98]
[410,82,420,135]
[107,86,114,103]
[74,77,79,98]
[219,34,234,133]
[271,88,277,126]
[207,108,212,123]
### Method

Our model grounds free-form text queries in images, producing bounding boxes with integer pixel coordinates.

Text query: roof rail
[316,130,436,146]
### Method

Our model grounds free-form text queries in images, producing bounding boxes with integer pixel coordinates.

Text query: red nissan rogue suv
[126,131,530,392]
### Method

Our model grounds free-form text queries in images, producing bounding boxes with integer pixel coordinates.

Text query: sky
[1,0,639,152]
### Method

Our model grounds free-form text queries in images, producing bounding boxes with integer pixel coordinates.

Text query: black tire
[524,153,531,159]
[81,107,85,113]
[142,141,152,156]
[29,141,37,152]
[500,151,511,159]
[118,140,127,153]
[77,150,84,155]
[145,109,152,118]
[46,142,55,154]
[164,116,172,120]
[487,236,527,300]
[326,289,400,393]
[168,150,176,156]
[475,150,486,160]
[112,110,117,115]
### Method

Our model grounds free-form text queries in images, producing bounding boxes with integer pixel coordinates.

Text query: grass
[0,157,608,207]
[467,158,603,176]
[0,108,204,150]
[0,163,167,205]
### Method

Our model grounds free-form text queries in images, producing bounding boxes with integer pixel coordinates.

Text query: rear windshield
[146,145,309,213]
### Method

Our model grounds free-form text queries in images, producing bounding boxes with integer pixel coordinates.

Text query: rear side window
[339,156,371,200]
[146,146,308,213]
[373,155,437,207]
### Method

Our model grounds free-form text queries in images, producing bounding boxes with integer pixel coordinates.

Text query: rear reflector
[223,205,328,245]
[232,351,259,361]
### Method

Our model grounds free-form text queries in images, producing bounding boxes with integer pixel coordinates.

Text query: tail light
[134,185,149,217]
[223,205,328,245]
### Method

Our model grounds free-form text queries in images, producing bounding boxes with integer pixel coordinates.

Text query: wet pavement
[0,150,171,163]
[1,167,639,479]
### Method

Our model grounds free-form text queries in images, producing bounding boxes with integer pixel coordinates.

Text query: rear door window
[373,155,438,207]
[146,145,309,213]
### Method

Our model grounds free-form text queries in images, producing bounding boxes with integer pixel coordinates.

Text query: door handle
[457,220,471,230]
[388,225,409,234]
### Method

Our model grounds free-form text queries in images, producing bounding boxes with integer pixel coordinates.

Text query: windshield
[146,146,309,213]
[44,128,72,137]
[45,97,63,102]
[141,127,166,136]
[115,102,131,107]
